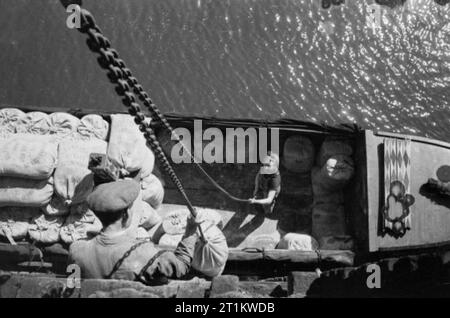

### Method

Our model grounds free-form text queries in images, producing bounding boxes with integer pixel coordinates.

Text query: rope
[77,8,249,204]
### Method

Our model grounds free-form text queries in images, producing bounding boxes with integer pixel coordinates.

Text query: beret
[87,179,140,213]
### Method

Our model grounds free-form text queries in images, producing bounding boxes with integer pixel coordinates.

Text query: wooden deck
[366,130,450,251]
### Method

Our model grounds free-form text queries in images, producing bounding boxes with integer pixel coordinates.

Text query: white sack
[191,223,228,277]
[77,114,109,140]
[0,135,57,180]
[0,108,25,136]
[0,207,40,243]
[48,112,80,137]
[28,214,64,244]
[18,112,51,135]
[277,233,319,251]
[54,139,107,205]
[107,114,155,177]
[0,177,53,207]
[60,203,102,244]
[141,174,164,210]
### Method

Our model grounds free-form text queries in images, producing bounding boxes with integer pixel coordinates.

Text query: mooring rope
[77,8,249,204]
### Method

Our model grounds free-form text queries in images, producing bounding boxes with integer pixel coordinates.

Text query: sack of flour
[0,177,53,207]
[107,114,155,177]
[60,203,102,244]
[317,138,353,167]
[0,135,57,180]
[54,139,107,205]
[277,233,319,251]
[18,112,51,135]
[48,112,80,137]
[191,223,228,277]
[0,108,25,136]
[28,214,64,244]
[42,195,70,216]
[141,174,164,210]
[77,114,109,140]
[0,207,40,244]
[313,155,354,192]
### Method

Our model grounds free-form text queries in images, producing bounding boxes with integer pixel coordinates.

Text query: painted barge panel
[367,130,450,252]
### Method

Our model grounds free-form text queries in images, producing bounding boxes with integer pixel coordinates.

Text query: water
[1,0,449,140]
[138,0,450,139]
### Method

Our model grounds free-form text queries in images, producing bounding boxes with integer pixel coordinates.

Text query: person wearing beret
[68,179,202,284]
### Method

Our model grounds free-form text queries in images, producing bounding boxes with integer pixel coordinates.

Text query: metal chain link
[77,9,207,241]
[77,8,248,204]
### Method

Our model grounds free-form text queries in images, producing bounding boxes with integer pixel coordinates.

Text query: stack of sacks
[0,109,56,244]
[277,233,319,251]
[60,203,102,244]
[47,114,108,215]
[0,135,56,209]
[0,207,40,244]
[311,138,354,250]
[0,108,113,245]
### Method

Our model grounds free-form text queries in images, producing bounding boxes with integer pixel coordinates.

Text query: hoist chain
[76,9,200,223]
[77,8,248,203]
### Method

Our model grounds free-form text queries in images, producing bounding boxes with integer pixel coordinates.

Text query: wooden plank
[227,248,354,266]
[366,130,450,251]
[375,131,450,149]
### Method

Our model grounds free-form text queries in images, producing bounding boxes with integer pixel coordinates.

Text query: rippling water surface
[138,0,450,139]
[1,0,449,139]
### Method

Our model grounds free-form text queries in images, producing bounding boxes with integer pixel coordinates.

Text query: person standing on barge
[249,152,281,214]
